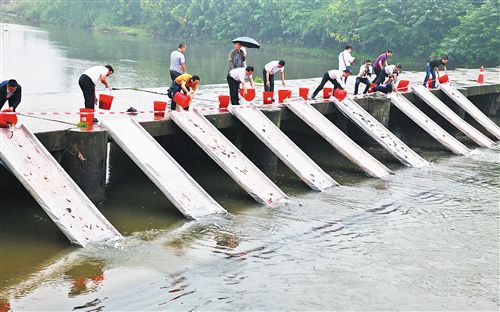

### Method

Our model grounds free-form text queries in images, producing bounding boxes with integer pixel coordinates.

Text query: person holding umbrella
[229,37,260,71]
[227,66,255,106]
[228,42,245,71]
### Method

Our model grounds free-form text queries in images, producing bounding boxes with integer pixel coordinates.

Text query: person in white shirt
[338,45,355,83]
[375,63,401,85]
[354,60,373,95]
[263,60,286,92]
[78,65,114,110]
[226,66,255,105]
[311,69,349,100]
[170,43,187,82]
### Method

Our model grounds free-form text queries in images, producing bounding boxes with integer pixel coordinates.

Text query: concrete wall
[1,84,498,204]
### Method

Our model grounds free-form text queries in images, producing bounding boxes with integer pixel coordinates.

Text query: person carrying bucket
[311,69,349,100]
[78,65,114,122]
[170,43,187,82]
[375,63,401,86]
[167,73,200,110]
[338,45,355,83]
[354,60,373,95]
[0,79,22,112]
[263,60,286,93]
[227,66,255,106]
[373,49,393,84]
[423,56,448,88]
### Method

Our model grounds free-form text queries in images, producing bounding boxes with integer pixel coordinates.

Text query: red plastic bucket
[0,109,17,128]
[240,88,256,101]
[173,92,190,108]
[397,80,410,92]
[333,89,347,101]
[323,87,333,98]
[154,100,167,117]
[263,91,274,104]
[299,87,309,100]
[79,108,95,126]
[427,78,433,88]
[368,83,376,94]
[218,95,230,109]
[98,94,114,110]
[438,74,449,84]
[278,89,292,103]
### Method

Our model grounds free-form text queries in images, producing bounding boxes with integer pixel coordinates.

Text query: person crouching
[167,73,200,110]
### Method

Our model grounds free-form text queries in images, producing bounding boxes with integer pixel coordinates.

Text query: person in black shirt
[423,56,448,88]
[0,79,21,112]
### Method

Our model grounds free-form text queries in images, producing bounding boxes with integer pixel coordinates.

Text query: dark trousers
[311,73,343,98]
[354,77,371,94]
[423,63,437,88]
[78,74,95,109]
[376,69,389,85]
[373,83,393,94]
[167,82,190,110]
[170,70,182,82]
[227,75,240,105]
[263,69,275,92]
[373,67,382,85]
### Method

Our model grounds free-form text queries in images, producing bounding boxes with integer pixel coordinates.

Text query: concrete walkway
[9,67,500,134]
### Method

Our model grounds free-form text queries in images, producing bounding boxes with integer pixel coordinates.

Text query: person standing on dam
[167,73,200,110]
[170,43,187,82]
[373,49,393,84]
[78,65,114,122]
[311,69,349,100]
[263,60,286,93]
[338,45,355,83]
[0,79,22,112]
[227,66,255,106]
[423,56,449,88]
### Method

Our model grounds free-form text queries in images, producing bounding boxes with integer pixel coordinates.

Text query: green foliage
[438,0,500,66]
[7,0,499,66]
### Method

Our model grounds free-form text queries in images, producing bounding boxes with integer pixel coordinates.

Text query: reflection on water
[0,23,333,94]
[1,132,499,310]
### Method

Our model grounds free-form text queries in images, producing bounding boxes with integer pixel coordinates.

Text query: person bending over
[311,69,349,100]
[263,60,286,93]
[79,65,114,109]
[0,79,21,112]
[423,56,448,88]
[167,73,200,110]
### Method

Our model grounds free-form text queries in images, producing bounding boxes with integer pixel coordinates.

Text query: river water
[1,23,499,310]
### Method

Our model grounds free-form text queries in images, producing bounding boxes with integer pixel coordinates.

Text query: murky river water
[1,23,499,310]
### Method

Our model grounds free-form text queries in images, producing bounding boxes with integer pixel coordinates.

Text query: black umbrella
[232,36,260,49]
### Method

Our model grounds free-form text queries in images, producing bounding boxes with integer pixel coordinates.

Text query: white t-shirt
[327,70,346,89]
[229,67,249,82]
[170,50,185,74]
[83,66,109,85]
[385,65,397,75]
[338,50,354,71]
[357,64,373,78]
[264,61,284,75]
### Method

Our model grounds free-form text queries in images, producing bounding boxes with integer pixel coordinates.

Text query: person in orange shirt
[167,73,200,110]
